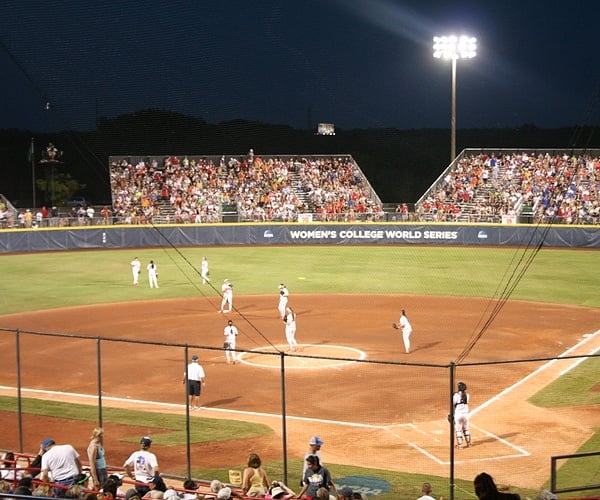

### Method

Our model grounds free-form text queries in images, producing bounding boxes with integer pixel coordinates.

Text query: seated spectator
[266,482,295,500]
[473,473,520,500]
[242,454,270,497]
[125,489,142,500]
[209,480,223,495]
[32,484,52,497]
[0,452,17,481]
[12,485,33,496]
[64,485,84,498]
[337,487,353,500]
[181,479,199,500]
[0,481,11,493]
[417,482,435,500]
[217,488,232,500]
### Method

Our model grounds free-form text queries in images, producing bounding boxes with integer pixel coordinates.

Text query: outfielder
[453,381,471,449]
[283,306,298,352]
[220,279,233,313]
[147,260,159,288]
[277,284,289,318]
[223,319,238,364]
[131,257,141,286]
[200,256,210,284]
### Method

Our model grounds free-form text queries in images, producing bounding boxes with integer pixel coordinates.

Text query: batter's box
[384,421,530,464]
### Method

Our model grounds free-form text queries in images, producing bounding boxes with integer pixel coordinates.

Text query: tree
[36,170,86,206]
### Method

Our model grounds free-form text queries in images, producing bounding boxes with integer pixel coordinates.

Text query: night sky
[1,0,598,133]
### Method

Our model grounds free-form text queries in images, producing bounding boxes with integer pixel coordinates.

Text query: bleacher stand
[416,150,599,225]
[108,155,383,224]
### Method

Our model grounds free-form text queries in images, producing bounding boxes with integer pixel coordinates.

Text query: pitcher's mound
[239,344,366,368]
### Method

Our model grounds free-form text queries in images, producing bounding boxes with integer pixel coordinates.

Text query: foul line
[471,329,600,417]
[0,386,386,430]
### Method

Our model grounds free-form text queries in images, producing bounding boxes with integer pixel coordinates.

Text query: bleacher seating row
[0,450,240,499]
[415,149,600,225]
[107,154,384,225]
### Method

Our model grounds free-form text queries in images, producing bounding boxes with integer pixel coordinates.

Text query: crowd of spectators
[108,154,382,224]
[2,150,599,228]
[417,152,599,225]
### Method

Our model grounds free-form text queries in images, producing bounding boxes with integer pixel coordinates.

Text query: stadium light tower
[433,35,477,162]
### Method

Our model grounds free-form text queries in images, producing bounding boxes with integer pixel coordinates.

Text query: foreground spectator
[123,437,160,497]
[40,438,82,497]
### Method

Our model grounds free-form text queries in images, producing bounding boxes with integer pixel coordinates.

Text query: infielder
[223,319,239,364]
[399,309,412,354]
[131,257,141,286]
[219,279,233,313]
[283,306,298,352]
[277,284,289,318]
[147,260,159,288]
[453,381,471,449]
[200,256,210,284]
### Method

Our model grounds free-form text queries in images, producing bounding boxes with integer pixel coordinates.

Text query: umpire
[182,354,206,411]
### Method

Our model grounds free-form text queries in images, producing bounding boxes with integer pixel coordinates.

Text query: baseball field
[0,243,599,499]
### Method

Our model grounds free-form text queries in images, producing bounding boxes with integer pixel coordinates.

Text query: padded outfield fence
[1,327,599,499]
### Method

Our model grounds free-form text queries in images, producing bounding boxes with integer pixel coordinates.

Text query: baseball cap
[217,487,232,500]
[192,355,198,361]
[339,487,353,498]
[140,436,152,447]
[278,284,285,289]
[270,487,285,498]
[309,436,323,446]
[42,438,55,450]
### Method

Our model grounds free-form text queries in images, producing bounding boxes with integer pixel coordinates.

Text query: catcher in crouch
[393,308,413,354]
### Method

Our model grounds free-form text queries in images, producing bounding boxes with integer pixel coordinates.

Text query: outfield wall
[0,223,599,252]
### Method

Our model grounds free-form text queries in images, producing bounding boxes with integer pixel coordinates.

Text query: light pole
[433,35,477,162]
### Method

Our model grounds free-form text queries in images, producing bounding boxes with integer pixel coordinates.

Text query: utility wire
[149,222,282,352]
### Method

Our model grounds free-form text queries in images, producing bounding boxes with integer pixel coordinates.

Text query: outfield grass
[1,246,599,315]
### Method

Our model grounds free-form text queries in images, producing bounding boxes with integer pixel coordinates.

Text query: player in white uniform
[283,307,298,352]
[220,279,233,313]
[277,284,289,318]
[131,257,141,285]
[147,260,159,288]
[223,319,239,364]
[399,309,412,354]
[453,381,471,449]
[200,257,210,284]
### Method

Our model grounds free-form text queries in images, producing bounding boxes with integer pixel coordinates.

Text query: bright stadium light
[433,35,477,161]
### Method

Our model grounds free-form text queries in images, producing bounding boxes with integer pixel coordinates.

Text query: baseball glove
[223,342,230,349]
[392,322,399,330]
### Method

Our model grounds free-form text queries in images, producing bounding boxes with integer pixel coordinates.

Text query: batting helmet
[457,382,467,391]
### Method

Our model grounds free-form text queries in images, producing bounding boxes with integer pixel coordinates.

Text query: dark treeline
[1,108,598,206]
